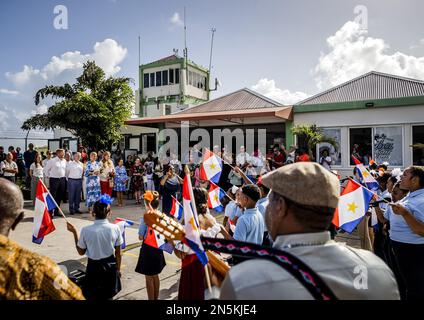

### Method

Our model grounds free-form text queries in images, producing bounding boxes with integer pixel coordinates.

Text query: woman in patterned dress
[131,158,145,204]
[114,159,128,207]
[85,152,101,214]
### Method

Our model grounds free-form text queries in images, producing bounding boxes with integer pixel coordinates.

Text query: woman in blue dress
[114,159,128,207]
[85,152,102,214]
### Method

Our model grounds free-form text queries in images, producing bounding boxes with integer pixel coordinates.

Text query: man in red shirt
[267,146,286,170]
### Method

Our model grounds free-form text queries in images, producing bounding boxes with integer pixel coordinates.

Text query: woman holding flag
[160,166,183,215]
[135,191,167,300]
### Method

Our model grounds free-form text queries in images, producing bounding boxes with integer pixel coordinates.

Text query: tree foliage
[22,61,134,150]
[291,123,339,161]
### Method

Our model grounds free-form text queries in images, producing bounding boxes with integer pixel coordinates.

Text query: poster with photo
[317,128,341,166]
[374,126,403,166]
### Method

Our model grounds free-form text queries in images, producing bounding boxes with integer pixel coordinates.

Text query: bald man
[0,178,84,300]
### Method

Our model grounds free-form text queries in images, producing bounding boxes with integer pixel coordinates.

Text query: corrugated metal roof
[298,71,424,105]
[146,54,182,65]
[177,88,284,114]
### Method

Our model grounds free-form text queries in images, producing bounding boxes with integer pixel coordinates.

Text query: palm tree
[291,124,339,161]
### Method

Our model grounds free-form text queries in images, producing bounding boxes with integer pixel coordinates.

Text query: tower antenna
[183,6,188,83]
[208,28,216,73]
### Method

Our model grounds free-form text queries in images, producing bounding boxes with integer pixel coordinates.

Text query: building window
[169,69,174,84]
[188,71,193,86]
[350,128,372,165]
[156,71,162,86]
[412,125,424,165]
[175,68,180,84]
[374,126,403,166]
[165,105,172,115]
[162,70,168,85]
[150,73,155,87]
[143,73,149,88]
[317,128,341,166]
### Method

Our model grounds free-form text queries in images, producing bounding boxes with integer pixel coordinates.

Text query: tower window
[169,69,174,84]
[162,70,168,85]
[175,68,180,84]
[150,73,155,87]
[143,73,149,88]
[156,71,162,86]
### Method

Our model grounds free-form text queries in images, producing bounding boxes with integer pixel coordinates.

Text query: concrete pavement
[10,199,225,300]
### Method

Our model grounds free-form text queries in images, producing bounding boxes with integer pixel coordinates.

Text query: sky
[1,0,424,145]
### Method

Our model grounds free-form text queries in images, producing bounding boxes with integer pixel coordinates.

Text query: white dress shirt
[45,157,67,178]
[1,161,18,177]
[66,160,84,179]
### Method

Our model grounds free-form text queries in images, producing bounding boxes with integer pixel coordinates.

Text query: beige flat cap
[261,162,340,208]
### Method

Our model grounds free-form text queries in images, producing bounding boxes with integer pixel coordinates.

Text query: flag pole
[184,165,213,294]
[39,178,70,222]
[348,177,391,204]
[193,176,234,202]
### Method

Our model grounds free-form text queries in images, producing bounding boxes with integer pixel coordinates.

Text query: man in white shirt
[66,152,84,215]
[236,146,251,169]
[42,150,52,188]
[45,149,67,217]
[0,153,18,183]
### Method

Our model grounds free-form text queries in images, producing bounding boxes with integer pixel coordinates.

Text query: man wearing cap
[220,162,399,299]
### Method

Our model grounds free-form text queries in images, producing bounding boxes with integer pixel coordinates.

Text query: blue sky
[1,0,424,141]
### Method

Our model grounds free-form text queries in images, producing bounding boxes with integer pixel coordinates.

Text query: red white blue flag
[170,196,184,220]
[207,181,226,212]
[182,174,208,266]
[113,218,135,249]
[33,180,56,244]
[332,179,374,233]
[200,149,223,184]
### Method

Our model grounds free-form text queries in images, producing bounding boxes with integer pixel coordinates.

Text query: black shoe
[69,212,75,215]
[75,210,83,214]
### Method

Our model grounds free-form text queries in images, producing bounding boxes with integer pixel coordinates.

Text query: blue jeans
[68,178,82,213]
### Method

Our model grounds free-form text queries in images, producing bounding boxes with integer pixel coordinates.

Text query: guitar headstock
[143,210,186,241]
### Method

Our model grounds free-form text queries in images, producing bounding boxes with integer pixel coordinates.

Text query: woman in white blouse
[30,153,44,203]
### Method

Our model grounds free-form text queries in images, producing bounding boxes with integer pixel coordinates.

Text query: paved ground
[11,199,226,300]
[11,198,360,300]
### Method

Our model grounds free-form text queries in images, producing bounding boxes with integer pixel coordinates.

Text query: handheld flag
[207,182,226,212]
[356,163,380,191]
[144,226,174,254]
[113,218,135,249]
[182,173,209,266]
[170,196,184,220]
[352,155,362,165]
[332,179,374,233]
[33,180,56,244]
[200,149,223,183]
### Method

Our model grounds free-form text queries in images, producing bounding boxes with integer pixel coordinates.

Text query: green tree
[22,61,134,150]
[291,124,339,161]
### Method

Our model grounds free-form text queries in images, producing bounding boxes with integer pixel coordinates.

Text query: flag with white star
[332,179,374,233]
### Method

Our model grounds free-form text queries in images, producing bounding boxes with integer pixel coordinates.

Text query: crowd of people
[1,141,424,301]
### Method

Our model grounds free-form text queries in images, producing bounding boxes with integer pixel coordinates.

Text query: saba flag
[182,174,208,266]
[113,218,135,249]
[200,149,223,183]
[170,196,183,220]
[144,225,174,254]
[33,180,56,244]
[332,179,374,233]
[208,182,226,212]
[352,155,379,191]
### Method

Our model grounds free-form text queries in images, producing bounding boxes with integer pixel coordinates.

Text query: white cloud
[0,38,127,136]
[0,88,19,95]
[251,78,309,105]
[5,38,127,88]
[314,21,424,90]
[170,12,184,29]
